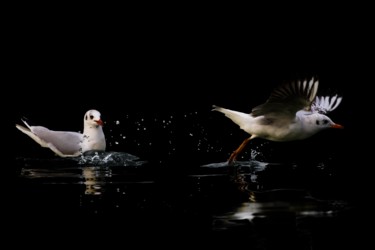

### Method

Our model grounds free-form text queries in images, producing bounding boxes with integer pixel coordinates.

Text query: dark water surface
[13,150,363,248]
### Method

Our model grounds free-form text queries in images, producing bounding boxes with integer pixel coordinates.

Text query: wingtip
[212,105,220,111]
[19,117,32,129]
[15,123,29,132]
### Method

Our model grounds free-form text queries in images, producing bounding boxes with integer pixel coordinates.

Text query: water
[13,150,362,248]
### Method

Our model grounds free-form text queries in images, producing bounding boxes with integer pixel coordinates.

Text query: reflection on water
[198,159,357,248]
[14,153,358,247]
[81,166,110,195]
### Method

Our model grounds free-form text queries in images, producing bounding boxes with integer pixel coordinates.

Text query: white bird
[16,109,106,157]
[213,78,343,164]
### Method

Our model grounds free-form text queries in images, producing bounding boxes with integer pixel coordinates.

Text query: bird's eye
[85,115,88,120]
[323,119,328,124]
[90,115,94,120]
[316,120,320,125]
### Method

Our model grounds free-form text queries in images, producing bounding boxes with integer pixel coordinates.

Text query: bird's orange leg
[228,137,252,165]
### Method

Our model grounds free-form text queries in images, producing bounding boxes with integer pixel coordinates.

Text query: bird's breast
[81,133,106,152]
[254,122,309,142]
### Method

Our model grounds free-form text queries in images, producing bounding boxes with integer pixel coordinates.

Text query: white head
[83,109,104,128]
[81,109,106,152]
[306,113,343,136]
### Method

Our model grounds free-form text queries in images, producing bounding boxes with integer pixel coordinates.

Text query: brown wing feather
[251,78,318,118]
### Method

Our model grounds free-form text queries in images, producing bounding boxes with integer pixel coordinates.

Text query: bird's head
[312,113,343,131]
[84,109,104,128]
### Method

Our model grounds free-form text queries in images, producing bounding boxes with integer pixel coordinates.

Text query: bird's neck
[83,124,103,136]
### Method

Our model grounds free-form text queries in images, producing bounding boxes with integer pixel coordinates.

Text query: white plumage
[16,109,106,157]
[213,78,343,164]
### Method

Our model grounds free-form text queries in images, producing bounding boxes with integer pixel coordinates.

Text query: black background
[12,23,364,164]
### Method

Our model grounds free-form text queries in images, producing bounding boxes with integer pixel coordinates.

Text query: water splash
[75,151,148,167]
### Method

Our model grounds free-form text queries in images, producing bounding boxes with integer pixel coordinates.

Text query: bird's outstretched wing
[311,95,342,114]
[251,78,319,119]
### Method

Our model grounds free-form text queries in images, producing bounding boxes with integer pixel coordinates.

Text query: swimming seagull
[16,109,106,157]
[213,78,343,164]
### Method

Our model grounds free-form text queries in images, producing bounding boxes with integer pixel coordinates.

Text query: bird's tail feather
[212,105,252,131]
[16,123,49,148]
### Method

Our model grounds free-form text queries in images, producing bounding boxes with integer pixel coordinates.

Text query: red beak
[331,123,344,129]
[95,119,104,126]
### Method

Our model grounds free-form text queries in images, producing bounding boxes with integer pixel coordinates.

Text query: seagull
[16,109,106,157]
[213,78,343,164]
